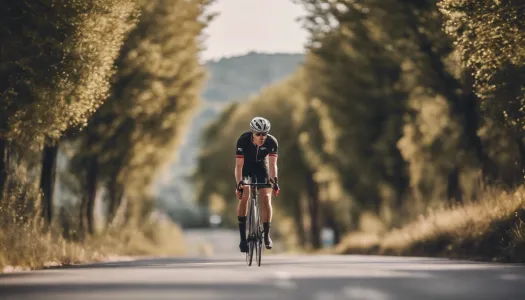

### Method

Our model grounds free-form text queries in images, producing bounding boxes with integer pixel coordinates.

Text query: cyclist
[235,116,280,253]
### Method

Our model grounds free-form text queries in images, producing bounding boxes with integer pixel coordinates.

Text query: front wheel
[255,194,263,266]
[256,216,262,266]
[246,198,255,266]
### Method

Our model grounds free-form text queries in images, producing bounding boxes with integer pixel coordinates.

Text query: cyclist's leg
[237,167,251,252]
[255,164,273,249]
[236,176,251,217]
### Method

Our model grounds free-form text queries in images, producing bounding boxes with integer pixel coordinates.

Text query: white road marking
[272,271,297,289]
[499,274,525,281]
[343,286,391,300]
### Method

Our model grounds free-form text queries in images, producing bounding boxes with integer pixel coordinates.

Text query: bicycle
[241,175,272,267]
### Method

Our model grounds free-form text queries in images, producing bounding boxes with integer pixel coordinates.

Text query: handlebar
[241,182,272,188]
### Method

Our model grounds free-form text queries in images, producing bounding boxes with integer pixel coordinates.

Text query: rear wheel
[245,196,255,266]
[256,200,263,267]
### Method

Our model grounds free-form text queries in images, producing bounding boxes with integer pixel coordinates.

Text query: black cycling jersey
[235,131,278,163]
[235,131,278,184]
[235,131,278,189]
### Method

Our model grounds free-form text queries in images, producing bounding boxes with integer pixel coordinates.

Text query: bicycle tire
[243,174,269,267]
[246,192,255,266]
[252,186,261,267]
[256,196,263,267]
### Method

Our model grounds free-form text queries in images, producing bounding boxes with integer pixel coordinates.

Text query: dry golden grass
[0,175,187,272]
[0,215,187,272]
[0,214,188,273]
[335,186,525,262]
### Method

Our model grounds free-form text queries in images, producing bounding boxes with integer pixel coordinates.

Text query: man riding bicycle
[235,116,280,253]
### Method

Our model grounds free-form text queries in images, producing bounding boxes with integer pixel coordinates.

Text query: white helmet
[250,116,271,133]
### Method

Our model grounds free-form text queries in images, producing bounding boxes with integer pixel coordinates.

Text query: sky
[201,0,309,61]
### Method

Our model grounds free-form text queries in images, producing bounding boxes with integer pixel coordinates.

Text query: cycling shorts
[242,162,270,189]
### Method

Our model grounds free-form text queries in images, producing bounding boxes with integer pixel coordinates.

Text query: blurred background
[1,0,524,267]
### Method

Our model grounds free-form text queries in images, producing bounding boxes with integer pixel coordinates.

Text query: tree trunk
[515,137,525,185]
[80,157,98,235]
[350,207,361,231]
[306,170,321,249]
[462,69,485,160]
[447,167,462,203]
[107,176,123,227]
[323,204,341,245]
[39,139,58,224]
[86,158,98,235]
[0,138,8,201]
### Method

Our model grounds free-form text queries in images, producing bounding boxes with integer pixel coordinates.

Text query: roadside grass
[335,187,525,263]
[0,174,187,272]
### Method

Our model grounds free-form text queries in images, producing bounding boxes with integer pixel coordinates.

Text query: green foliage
[440,0,525,121]
[195,0,525,251]
[69,0,215,227]
[0,0,213,267]
[1,0,524,260]
[0,0,139,148]
[439,0,525,184]
[301,1,409,219]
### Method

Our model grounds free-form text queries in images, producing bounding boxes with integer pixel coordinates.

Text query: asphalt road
[182,228,286,255]
[1,252,525,300]
[1,229,524,299]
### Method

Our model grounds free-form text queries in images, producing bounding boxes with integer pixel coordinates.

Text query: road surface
[1,253,525,300]
[182,228,285,256]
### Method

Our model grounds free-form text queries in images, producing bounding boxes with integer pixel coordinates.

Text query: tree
[297,0,409,224]
[69,0,215,233]
[0,1,139,222]
[439,0,525,187]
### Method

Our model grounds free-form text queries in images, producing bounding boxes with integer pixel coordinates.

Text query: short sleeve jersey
[235,132,278,164]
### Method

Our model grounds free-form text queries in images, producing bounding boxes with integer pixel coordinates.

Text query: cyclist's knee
[240,191,249,202]
[260,189,272,201]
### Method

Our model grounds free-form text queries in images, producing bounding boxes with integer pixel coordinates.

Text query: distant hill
[202,52,305,103]
[155,52,304,227]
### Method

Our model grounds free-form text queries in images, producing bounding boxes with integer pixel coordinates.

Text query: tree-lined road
[1,253,525,300]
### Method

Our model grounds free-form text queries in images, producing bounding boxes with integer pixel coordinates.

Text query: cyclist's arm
[235,140,244,183]
[268,136,278,181]
[269,154,278,180]
[235,157,244,183]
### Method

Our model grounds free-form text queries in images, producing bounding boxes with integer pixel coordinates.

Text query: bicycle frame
[242,176,271,267]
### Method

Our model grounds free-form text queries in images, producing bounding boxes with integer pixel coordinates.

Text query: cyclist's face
[252,131,267,145]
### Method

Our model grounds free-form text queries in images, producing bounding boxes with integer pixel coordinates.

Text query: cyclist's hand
[271,177,280,196]
[236,180,244,199]
[273,183,280,196]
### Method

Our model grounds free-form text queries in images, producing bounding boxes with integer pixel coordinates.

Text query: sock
[238,216,247,242]
[263,222,271,237]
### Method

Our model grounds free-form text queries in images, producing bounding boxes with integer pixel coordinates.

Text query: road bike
[242,175,271,267]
